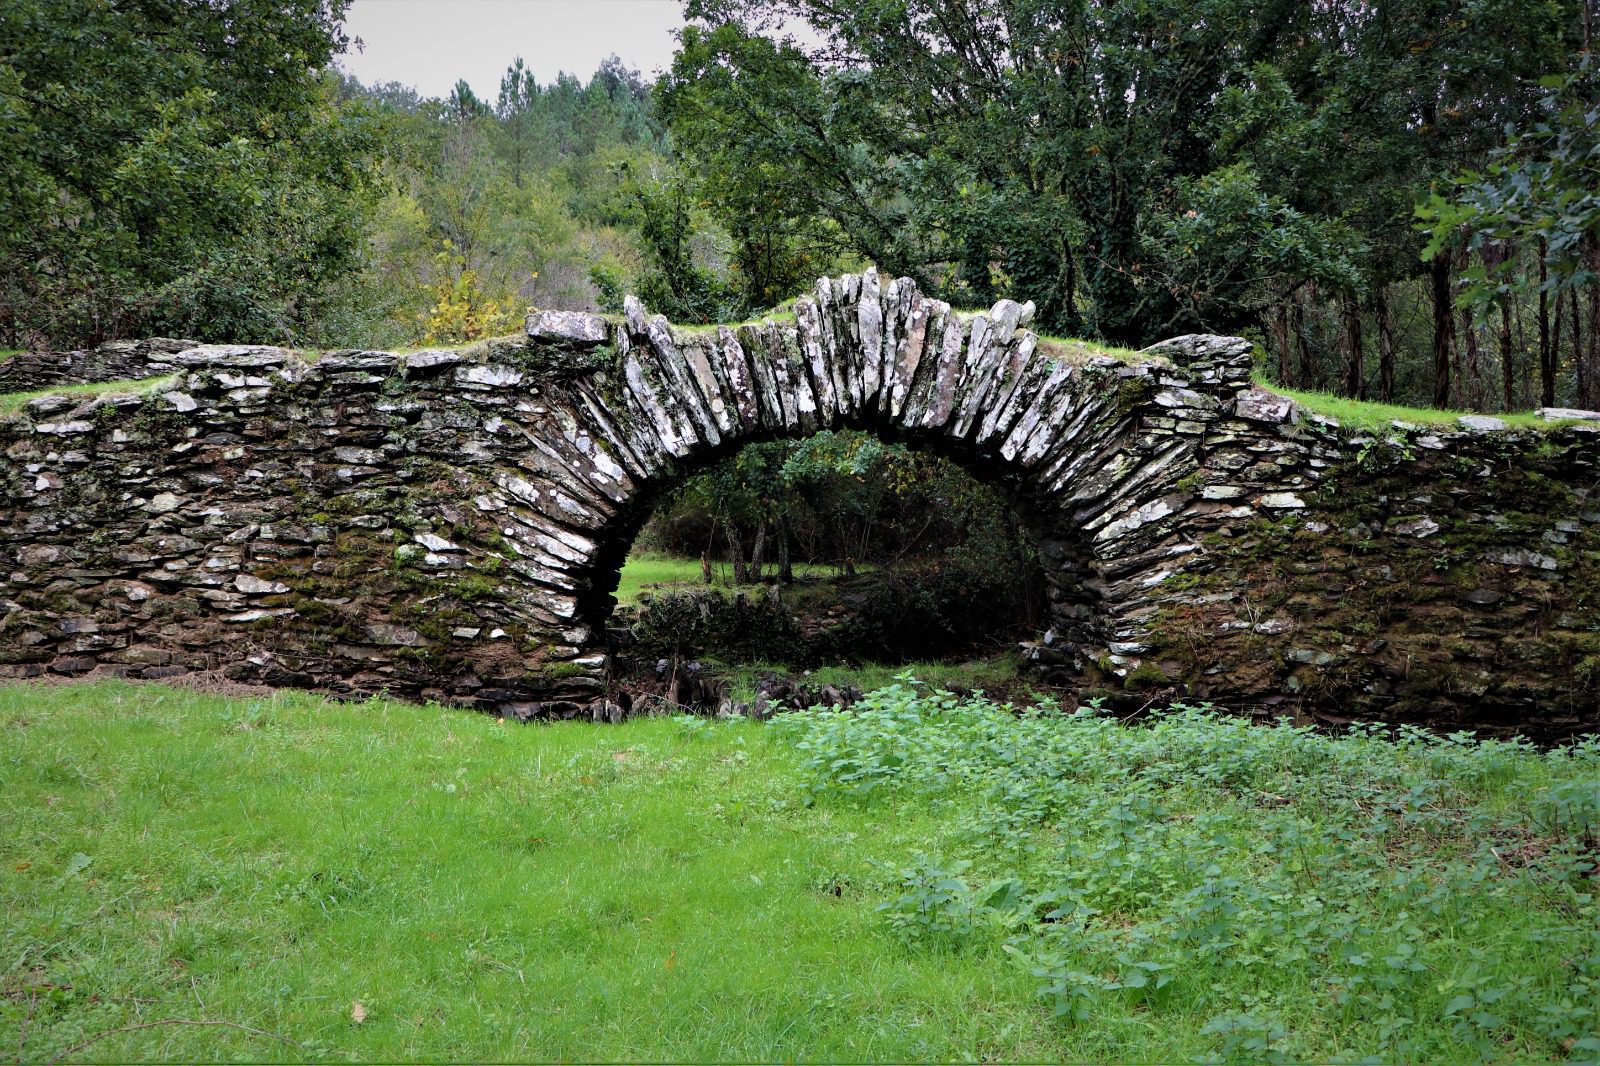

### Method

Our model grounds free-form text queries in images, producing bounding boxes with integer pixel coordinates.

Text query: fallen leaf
[14,861,30,872]
[61,853,92,880]
[351,1001,367,1024]
[664,951,676,971]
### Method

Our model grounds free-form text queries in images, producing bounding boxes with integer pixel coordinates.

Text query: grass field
[2,680,1596,1062]
[613,551,858,606]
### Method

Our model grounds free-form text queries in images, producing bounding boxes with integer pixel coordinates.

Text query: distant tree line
[3,0,1595,416]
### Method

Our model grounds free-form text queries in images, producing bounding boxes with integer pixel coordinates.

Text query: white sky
[336,0,690,100]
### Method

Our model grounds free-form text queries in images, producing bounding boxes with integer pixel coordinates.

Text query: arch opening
[585,428,1061,707]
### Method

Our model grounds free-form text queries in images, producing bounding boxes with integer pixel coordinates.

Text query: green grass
[614,550,859,606]
[1036,334,1152,366]
[3,679,1594,1062]
[0,375,178,416]
[1257,376,1579,432]
[0,348,22,360]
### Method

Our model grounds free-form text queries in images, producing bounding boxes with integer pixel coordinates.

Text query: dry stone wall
[2,270,1597,737]
[0,338,197,392]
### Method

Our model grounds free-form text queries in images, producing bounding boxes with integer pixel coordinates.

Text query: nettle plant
[776,681,1600,1062]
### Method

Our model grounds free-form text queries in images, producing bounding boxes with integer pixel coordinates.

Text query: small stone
[452,627,482,639]
[1392,516,1440,538]
[526,309,609,347]
[147,492,184,514]
[25,394,75,415]
[34,421,94,435]
[1536,406,1600,422]
[1463,588,1502,605]
[1287,648,1338,666]
[1259,493,1306,509]
[1457,414,1507,433]
[235,574,290,595]
[414,532,458,552]
[1483,547,1558,571]
[224,608,296,623]
[1233,387,1295,423]
[403,350,461,372]
[163,391,198,412]
[457,365,524,388]
[1200,485,1245,500]
[365,623,423,646]
[18,545,61,565]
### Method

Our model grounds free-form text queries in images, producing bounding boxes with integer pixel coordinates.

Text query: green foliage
[327,54,667,346]
[1258,376,1563,431]
[1142,164,1365,335]
[779,682,1600,1060]
[1418,57,1600,313]
[663,0,1573,346]
[0,0,388,347]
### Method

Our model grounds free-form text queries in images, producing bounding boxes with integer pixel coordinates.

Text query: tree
[1418,58,1600,406]
[662,0,1369,343]
[0,0,387,347]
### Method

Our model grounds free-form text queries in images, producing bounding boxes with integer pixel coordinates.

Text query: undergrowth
[776,680,1600,1063]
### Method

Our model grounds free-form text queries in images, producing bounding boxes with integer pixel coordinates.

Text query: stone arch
[7,285,1598,735]
[490,270,1253,690]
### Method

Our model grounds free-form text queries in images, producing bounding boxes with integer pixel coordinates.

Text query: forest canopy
[1,0,1596,414]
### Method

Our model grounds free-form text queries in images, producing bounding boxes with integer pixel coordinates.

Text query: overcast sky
[336,0,690,101]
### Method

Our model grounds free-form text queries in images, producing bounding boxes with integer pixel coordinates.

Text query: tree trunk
[1460,304,1483,411]
[1552,290,1566,407]
[1539,239,1555,407]
[1273,303,1292,387]
[726,524,748,584]
[1376,286,1396,403]
[1587,238,1600,410]
[777,515,793,584]
[749,523,767,582]
[1498,298,1515,412]
[1342,294,1365,399]
[1294,285,1315,387]
[1430,253,1453,408]
[1574,284,1588,409]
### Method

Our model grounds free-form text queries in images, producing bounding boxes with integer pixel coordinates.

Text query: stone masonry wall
[1,270,1596,737]
[0,338,197,392]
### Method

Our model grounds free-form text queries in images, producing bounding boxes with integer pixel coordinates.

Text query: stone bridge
[3,270,1598,738]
